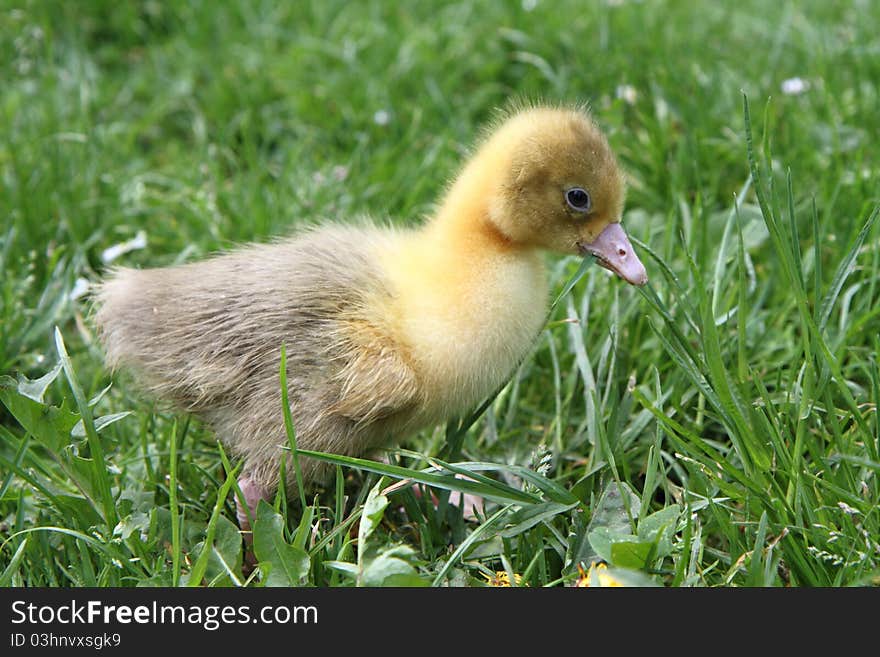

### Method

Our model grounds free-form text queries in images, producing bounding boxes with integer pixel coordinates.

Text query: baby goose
[94,105,647,528]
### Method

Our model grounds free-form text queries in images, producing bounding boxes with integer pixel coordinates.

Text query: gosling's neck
[425,163,532,259]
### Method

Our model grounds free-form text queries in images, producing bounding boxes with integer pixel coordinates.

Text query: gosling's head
[472,104,647,285]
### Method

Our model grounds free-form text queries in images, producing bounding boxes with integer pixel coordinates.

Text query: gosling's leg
[236,474,271,535]
[236,474,272,574]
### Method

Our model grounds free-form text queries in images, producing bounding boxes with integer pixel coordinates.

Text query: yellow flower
[575,561,624,587]
[483,570,525,587]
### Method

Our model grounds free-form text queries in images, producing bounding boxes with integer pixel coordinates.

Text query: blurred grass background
[1,0,878,586]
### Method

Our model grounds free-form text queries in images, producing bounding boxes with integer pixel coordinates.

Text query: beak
[579,223,648,286]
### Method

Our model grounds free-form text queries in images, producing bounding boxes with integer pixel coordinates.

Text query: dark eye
[565,187,591,212]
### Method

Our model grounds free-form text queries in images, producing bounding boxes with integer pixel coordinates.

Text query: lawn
[1,0,878,587]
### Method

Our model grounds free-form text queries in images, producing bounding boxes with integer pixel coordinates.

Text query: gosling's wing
[93,223,407,415]
[329,334,420,424]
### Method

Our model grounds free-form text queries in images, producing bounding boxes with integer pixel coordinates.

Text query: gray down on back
[93,223,402,490]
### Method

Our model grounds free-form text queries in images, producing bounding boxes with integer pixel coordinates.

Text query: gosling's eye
[565,187,591,212]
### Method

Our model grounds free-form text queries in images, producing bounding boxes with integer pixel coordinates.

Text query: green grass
[2,0,879,587]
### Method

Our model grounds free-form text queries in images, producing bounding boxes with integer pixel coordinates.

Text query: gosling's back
[94,224,414,487]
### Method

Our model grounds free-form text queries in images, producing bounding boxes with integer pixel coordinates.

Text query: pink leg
[237,475,272,574]
[447,489,485,521]
[409,473,485,521]
[236,474,271,534]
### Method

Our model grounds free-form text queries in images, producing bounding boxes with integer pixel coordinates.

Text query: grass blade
[54,327,117,527]
[279,343,307,509]
[817,204,879,332]
[295,449,541,506]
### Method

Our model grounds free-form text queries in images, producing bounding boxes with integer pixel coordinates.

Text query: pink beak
[580,223,648,286]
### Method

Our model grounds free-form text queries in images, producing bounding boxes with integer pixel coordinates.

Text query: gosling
[94,104,647,528]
